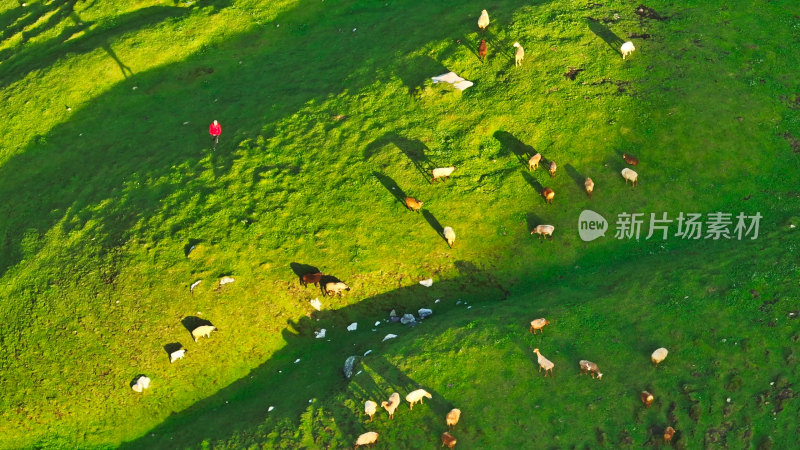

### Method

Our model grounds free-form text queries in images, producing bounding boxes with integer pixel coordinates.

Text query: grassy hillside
[0,0,797,448]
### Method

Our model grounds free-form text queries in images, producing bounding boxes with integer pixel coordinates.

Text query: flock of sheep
[346,9,652,448]
[350,317,675,448]
[131,6,649,447]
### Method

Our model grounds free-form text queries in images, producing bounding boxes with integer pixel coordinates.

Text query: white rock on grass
[343,356,358,379]
[400,314,416,325]
[314,329,326,339]
[419,278,433,287]
[294,358,301,364]
[347,322,358,331]
[219,276,235,286]
[268,406,274,412]
[374,321,380,326]
[418,308,433,319]
[382,334,397,342]
[190,280,202,293]
[364,350,372,356]
[310,299,322,311]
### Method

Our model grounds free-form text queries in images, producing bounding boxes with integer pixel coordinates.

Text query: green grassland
[0,0,798,448]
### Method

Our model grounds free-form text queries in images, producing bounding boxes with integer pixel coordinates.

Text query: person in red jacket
[209,120,221,150]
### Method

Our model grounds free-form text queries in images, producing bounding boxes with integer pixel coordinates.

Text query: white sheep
[381,392,401,418]
[405,389,432,410]
[513,42,524,66]
[651,347,668,366]
[530,224,555,240]
[532,348,554,376]
[446,408,461,430]
[478,10,490,30]
[191,324,217,342]
[131,375,151,392]
[621,41,636,59]
[579,360,603,379]
[432,166,456,183]
[170,348,187,363]
[354,431,379,448]
[621,167,638,187]
[443,226,456,248]
[365,400,377,422]
[324,281,350,296]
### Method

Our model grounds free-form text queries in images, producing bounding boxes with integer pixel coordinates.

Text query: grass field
[0,0,798,448]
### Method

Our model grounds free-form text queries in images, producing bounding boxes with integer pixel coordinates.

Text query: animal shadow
[521,171,544,194]
[373,171,407,206]
[364,133,434,181]
[422,210,447,244]
[564,164,587,191]
[181,316,214,335]
[290,262,321,277]
[587,18,625,53]
[493,131,536,166]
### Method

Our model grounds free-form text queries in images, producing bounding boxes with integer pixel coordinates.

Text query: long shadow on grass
[0,0,549,277]
[0,1,232,86]
[586,18,625,55]
[494,130,537,168]
[120,269,508,448]
[365,133,435,182]
[373,171,408,207]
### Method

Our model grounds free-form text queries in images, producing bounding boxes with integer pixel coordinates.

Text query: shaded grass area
[124,229,800,448]
[0,0,797,447]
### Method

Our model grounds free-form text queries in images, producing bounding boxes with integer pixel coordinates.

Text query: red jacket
[209,122,222,136]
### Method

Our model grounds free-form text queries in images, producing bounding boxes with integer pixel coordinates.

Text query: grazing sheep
[622,153,639,165]
[548,161,557,178]
[478,9,490,30]
[300,272,323,288]
[542,187,555,204]
[446,408,461,430]
[529,318,550,334]
[442,431,458,449]
[513,42,524,66]
[443,227,456,248]
[324,281,351,297]
[381,392,401,419]
[405,389,432,410]
[191,324,217,343]
[405,197,423,212]
[365,400,377,422]
[131,375,151,392]
[579,360,603,379]
[621,41,636,59]
[532,348,554,376]
[651,347,668,366]
[354,431,378,449]
[641,390,654,408]
[585,177,594,198]
[478,39,487,60]
[170,348,187,363]
[432,166,456,183]
[621,168,638,187]
[664,426,676,443]
[528,153,541,171]
[530,224,555,240]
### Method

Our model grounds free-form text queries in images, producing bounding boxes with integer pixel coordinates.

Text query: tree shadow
[586,18,625,55]
[364,133,434,181]
[372,171,407,206]
[0,2,233,86]
[493,130,536,167]
[422,210,446,244]
[564,163,587,191]
[395,55,448,96]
